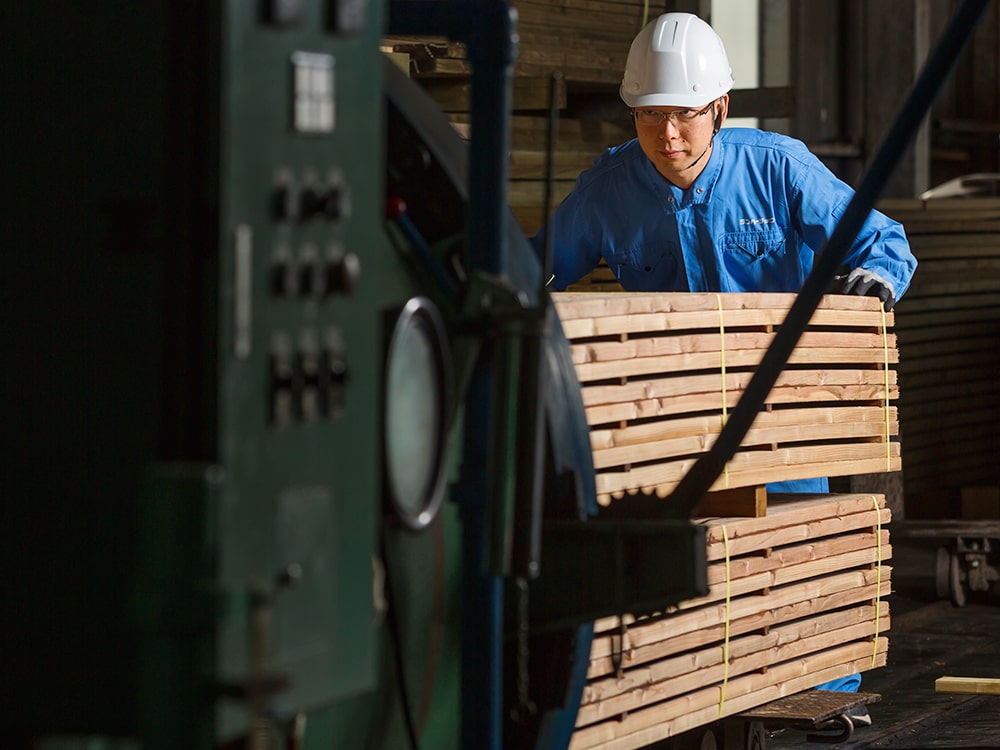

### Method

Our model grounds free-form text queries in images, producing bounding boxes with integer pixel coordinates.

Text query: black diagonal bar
[667,0,994,519]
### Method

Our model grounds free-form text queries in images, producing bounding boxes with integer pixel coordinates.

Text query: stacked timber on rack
[505,115,632,234]
[381,0,662,235]
[877,197,1000,518]
[551,292,901,507]
[382,0,663,86]
[571,493,892,749]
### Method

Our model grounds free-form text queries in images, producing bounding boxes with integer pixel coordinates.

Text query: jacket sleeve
[530,177,604,292]
[790,149,918,303]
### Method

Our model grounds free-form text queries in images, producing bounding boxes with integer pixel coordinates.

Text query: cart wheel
[697,728,719,750]
[745,721,766,750]
[935,546,952,599]
[950,551,967,607]
[675,726,719,750]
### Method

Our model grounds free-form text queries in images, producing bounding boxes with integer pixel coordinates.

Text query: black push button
[269,348,295,428]
[324,251,361,297]
[300,185,345,223]
[263,0,305,27]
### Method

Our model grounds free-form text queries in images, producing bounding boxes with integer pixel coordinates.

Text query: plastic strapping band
[717,294,730,488]
[881,306,891,471]
[872,495,882,667]
[718,523,732,717]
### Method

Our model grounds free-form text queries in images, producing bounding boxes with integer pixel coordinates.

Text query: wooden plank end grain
[693,485,767,518]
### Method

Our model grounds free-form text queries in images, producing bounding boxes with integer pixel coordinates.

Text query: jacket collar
[643,135,724,211]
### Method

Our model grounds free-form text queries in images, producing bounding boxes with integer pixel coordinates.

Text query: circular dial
[383,297,451,530]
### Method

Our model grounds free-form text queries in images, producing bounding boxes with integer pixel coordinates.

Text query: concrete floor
[767,530,1000,750]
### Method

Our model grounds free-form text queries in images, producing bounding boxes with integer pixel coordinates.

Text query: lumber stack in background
[383,1,664,85]
[572,493,891,749]
[878,197,1000,519]
[552,292,900,508]
[381,1,661,237]
[506,0,662,234]
[500,114,633,236]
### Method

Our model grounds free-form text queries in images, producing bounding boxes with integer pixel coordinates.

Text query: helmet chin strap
[681,104,722,173]
[685,138,713,171]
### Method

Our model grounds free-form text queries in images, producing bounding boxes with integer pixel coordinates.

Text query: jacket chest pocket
[721,229,790,291]
[610,244,680,291]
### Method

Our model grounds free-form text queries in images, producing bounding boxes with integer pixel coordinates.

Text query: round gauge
[383,297,451,530]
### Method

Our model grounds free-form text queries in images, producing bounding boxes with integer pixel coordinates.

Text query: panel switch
[269,336,295,428]
[328,0,369,34]
[263,0,305,27]
[324,247,361,297]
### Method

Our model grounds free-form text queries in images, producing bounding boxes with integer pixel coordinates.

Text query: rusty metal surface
[740,690,881,724]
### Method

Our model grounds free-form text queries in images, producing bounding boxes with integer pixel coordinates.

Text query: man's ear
[714,94,730,134]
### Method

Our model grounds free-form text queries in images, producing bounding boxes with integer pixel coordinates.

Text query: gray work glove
[835,267,896,311]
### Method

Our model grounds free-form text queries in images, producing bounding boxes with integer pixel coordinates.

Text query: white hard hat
[620,13,734,108]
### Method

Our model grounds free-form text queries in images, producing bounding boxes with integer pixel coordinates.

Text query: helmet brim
[620,86,731,109]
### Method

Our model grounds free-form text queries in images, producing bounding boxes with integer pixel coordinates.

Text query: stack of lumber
[382,0,665,84]
[572,493,892,749]
[877,197,1000,518]
[505,114,632,234]
[381,0,654,237]
[551,292,901,508]
[380,43,630,235]
[512,0,661,84]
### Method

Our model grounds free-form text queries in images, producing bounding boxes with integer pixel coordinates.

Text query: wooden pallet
[573,493,891,749]
[552,292,900,506]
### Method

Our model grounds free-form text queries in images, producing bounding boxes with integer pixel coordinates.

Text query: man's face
[633,96,728,187]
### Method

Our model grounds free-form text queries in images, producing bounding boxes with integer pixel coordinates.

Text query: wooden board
[574,494,891,749]
[934,676,1000,695]
[551,292,900,505]
[590,574,889,668]
[579,613,890,724]
[571,646,887,748]
[692,485,766,518]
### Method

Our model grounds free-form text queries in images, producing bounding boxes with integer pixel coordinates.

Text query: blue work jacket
[535,128,918,494]
[536,128,916,302]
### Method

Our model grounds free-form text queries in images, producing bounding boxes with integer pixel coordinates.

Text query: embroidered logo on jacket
[739,217,776,226]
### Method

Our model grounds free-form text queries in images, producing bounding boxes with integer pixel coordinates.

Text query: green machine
[2,1,706,748]
[5,0,447,745]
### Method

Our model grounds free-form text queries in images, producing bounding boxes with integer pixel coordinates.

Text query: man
[535,13,915,490]
[534,12,916,716]
[537,12,914,314]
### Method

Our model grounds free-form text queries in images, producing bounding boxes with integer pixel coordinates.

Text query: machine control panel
[269,242,360,300]
[273,169,352,225]
[212,4,389,736]
[268,328,347,427]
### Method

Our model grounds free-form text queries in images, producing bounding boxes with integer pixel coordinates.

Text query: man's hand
[836,267,896,311]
